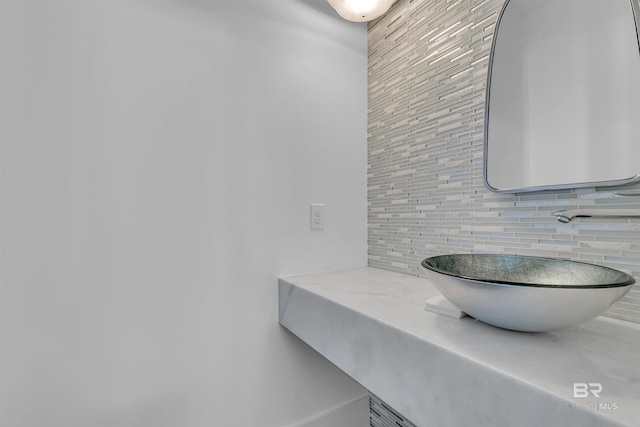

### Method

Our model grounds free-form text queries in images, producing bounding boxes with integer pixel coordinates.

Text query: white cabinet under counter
[278,267,640,427]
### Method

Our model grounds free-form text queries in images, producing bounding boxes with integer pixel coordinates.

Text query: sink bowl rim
[421,254,635,289]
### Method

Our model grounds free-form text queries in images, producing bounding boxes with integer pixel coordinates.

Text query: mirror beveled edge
[483,0,640,193]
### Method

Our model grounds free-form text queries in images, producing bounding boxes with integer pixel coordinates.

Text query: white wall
[0,1,368,426]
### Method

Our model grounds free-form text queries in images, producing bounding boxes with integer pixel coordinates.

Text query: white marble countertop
[278,267,640,427]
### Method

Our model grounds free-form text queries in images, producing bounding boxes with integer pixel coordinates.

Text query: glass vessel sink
[421,254,635,332]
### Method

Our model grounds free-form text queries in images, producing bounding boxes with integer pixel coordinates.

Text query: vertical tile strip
[370,394,419,427]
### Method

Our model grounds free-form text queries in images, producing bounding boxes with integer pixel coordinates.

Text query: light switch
[310,204,324,230]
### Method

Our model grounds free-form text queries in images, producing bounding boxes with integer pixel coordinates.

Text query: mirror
[484,0,640,192]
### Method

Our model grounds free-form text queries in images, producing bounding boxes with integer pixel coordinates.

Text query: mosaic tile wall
[370,394,418,427]
[367,0,640,324]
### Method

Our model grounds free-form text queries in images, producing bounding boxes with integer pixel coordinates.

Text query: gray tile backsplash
[367,0,640,324]
[370,394,418,427]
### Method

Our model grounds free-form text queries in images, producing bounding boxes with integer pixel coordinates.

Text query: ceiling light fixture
[327,0,395,22]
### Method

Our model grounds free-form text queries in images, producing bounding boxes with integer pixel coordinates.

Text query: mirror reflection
[485,0,640,192]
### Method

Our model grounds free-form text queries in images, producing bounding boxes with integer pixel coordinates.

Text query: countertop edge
[278,267,639,427]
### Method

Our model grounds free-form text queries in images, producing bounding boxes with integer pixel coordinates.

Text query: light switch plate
[310,204,324,230]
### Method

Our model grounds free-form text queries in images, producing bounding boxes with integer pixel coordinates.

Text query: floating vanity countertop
[278,267,640,427]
